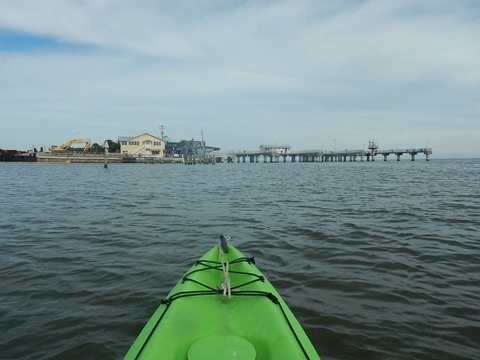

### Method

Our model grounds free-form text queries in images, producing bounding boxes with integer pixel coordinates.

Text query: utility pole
[201,130,206,157]
[159,125,165,139]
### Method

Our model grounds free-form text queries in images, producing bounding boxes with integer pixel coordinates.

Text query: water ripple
[1,160,479,359]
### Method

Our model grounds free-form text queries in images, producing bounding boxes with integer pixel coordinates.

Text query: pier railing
[212,147,432,163]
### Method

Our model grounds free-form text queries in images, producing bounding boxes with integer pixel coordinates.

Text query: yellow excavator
[49,139,91,152]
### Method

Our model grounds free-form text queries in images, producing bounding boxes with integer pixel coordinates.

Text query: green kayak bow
[124,236,320,360]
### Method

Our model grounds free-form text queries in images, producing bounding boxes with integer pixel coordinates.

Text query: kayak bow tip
[219,235,230,254]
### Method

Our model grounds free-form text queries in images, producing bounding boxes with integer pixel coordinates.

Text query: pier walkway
[213,147,432,163]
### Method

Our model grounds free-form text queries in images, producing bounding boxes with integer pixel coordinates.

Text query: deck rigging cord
[219,235,231,297]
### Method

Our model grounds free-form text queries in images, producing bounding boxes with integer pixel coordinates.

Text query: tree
[105,140,120,153]
[88,143,103,153]
[86,140,119,153]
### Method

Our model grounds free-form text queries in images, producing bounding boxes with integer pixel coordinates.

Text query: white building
[118,133,166,156]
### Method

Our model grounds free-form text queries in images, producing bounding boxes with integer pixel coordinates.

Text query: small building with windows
[118,133,165,157]
[175,139,220,156]
[259,145,291,153]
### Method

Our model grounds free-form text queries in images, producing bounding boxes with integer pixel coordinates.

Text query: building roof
[118,133,164,142]
[130,133,163,141]
[260,145,291,149]
[162,136,175,143]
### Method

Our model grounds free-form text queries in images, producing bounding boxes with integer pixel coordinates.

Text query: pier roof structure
[259,145,291,152]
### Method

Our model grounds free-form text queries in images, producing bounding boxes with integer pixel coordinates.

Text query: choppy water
[1,160,479,360]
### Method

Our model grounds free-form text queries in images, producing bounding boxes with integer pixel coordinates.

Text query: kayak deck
[125,241,320,359]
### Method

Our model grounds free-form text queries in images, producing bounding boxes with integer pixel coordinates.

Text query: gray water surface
[1,160,479,359]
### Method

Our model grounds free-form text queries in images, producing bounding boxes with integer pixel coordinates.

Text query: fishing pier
[215,143,432,163]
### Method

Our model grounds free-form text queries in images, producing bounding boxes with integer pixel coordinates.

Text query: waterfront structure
[2,139,432,164]
[259,145,291,153]
[213,145,432,163]
[0,149,37,162]
[163,136,180,157]
[118,133,166,157]
[176,139,220,156]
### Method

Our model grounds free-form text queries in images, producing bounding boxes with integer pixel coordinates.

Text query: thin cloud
[0,0,479,157]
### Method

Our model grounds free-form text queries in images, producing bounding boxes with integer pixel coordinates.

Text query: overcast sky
[1,0,479,158]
